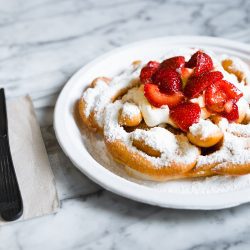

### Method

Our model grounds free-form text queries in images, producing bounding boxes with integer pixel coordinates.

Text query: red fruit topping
[186,51,213,76]
[221,102,239,122]
[170,103,201,131]
[219,80,243,101]
[205,84,227,112]
[152,68,182,94]
[144,83,184,108]
[205,80,243,113]
[147,61,160,68]
[184,71,223,99]
[140,61,160,84]
[160,56,185,70]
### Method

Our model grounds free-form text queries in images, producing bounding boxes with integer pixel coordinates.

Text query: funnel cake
[77,48,250,181]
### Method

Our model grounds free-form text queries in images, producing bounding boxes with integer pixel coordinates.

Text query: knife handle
[0,137,23,221]
[0,88,23,221]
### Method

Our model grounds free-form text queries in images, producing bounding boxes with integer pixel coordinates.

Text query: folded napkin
[0,96,59,225]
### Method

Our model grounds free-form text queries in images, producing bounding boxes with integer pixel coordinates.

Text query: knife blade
[0,88,23,221]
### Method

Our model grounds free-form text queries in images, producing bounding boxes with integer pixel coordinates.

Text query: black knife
[0,88,23,221]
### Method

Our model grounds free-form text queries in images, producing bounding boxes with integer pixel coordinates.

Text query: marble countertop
[1,0,250,249]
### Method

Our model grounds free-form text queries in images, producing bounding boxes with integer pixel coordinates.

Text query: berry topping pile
[140,51,243,131]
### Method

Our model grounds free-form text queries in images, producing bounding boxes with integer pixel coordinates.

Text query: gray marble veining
[0,0,250,249]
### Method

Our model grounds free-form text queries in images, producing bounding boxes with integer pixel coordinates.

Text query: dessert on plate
[77,48,250,181]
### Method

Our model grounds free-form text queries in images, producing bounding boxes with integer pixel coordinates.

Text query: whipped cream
[122,86,170,127]
[82,63,143,127]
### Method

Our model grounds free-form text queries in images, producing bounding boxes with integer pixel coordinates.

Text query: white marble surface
[1,0,250,249]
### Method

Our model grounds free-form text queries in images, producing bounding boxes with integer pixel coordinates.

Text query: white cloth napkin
[0,96,59,225]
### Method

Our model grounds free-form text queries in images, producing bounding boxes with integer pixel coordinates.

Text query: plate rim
[54,35,250,210]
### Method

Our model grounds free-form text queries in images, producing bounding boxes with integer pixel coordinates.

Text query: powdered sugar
[81,63,142,127]
[82,79,108,117]
[104,101,128,142]
[196,132,250,168]
[131,127,178,154]
[104,100,199,168]
[94,65,142,127]
[189,119,221,139]
[226,123,250,137]
[121,102,141,119]
[151,175,250,194]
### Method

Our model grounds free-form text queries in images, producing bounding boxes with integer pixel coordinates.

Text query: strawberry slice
[205,83,227,112]
[184,71,223,99]
[147,61,160,68]
[219,80,243,101]
[205,80,243,113]
[144,83,184,108]
[221,102,239,122]
[170,103,201,131]
[185,51,213,76]
[160,56,185,70]
[140,61,160,84]
[152,68,182,94]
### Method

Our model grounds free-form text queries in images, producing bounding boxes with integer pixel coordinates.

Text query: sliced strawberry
[205,80,242,113]
[184,71,223,99]
[144,83,184,108]
[152,68,182,94]
[160,56,185,70]
[170,102,201,131]
[139,61,160,84]
[140,67,155,84]
[205,82,227,112]
[221,102,239,122]
[218,80,243,101]
[146,61,160,68]
[185,51,213,76]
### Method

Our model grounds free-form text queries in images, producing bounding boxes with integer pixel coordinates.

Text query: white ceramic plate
[54,36,250,210]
